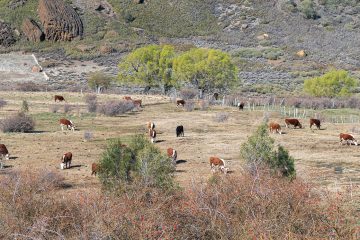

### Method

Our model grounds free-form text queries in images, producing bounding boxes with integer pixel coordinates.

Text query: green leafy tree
[304,70,358,97]
[88,71,113,94]
[240,124,296,178]
[173,48,238,98]
[118,45,176,94]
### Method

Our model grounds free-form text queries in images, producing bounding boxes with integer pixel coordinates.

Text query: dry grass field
[0,92,359,199]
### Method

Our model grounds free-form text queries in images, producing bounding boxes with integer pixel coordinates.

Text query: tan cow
[269,122,282,134]
[91,163,99,176]
[209,157,229,174]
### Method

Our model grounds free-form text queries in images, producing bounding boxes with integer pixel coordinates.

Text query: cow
[123,96,132,101]
[238,102,245,110]
[133,99,142,108]
[167,148,177,165]
[59,118,75,132]
[209,157,229,174]
[0,144,9,160]
[149,129,156,143]
[91,163,99,176]
[213,93,219,100]
[176,125,184,137]
[339,133,358,146]
[269,122,282,134]
[61,152,72,169]
[176,99,185,107]
[147,122,155,130]
[285,118,302,129]
[310,118,321,130]
[54,95,65,102]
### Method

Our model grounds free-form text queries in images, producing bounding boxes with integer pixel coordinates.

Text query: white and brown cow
[123,96,132,101]
[176,99,185,107]
[149,129,156,143]
[167,148,177,164]
[91,163,99,176]
[310,118,321,130]
[59,118,75,132]
[0,144,9,160]
[61,152,72,169]
[133,99,142,108]
[147,121,155,131]
[269,122,282,134]
[339,133,358,146]
[285,118,302,129]
[209,156,229,174]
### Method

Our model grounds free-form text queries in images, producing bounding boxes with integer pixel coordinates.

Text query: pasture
[0,91,359,198]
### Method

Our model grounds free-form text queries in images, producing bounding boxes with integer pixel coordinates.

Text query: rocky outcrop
[8,0,27,9]
[0,22,16,47]
[38,0,83,41]
[22,18,45,42]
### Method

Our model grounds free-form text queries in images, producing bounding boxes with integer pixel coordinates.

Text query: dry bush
[184,100,195,112]
[83,131,93,141]
[213,112,229,122]
[198,100,209,111]
[84,94,97,113]
[0,112,35,133]
[15,82,44,92]
[63,104,72,113]
[98,100,135,116]
[49,104,60,113]
[0,99,7,109]
[179,88,198,100]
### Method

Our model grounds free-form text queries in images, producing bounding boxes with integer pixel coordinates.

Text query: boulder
[99,45,114,54]
[296,50,307,57]
[0,22,16,47]
[22,18,45,42]
[38,0,83,41]
[32,66,42,72]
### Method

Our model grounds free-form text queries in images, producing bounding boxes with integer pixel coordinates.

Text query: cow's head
[69,120,76,131]
[299,123,303,129]
[220,166,229,174]
[354,140,358,146]
[5,153,9,160]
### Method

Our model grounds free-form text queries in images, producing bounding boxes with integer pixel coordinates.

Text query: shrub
[184,100,195,112]
[179,88,198,100]
[63,104,72,113]
[0,98,7,109]
[83,131,93,142]
[21,100,29,112]
[271,146,296,179]
[97,100,134,116]
[213,112,229,122]
[0,112,35,133]
[299,0,318,19]
[84,94,98,113]
[15,82,46,92]
[304,70,358,97]
[49,104,60,113]
[88,71,113,94]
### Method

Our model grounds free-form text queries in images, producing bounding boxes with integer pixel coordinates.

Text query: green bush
[98,135,175,192]
[240,124,296,178]
[299,0,318,19]
[304,70,358,97]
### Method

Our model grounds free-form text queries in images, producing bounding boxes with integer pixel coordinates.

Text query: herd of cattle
[0,95,358,175]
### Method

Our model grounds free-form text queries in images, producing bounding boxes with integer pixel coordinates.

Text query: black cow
[176,125,184,137]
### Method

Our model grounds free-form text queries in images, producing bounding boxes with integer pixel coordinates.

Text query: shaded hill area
[1,0,360,92]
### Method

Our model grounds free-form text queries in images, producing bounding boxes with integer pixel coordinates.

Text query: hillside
[2,0,360,92]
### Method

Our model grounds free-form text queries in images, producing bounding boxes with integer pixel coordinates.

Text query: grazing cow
[269,122,282,134]
[213,93,219,100]
[91,163,99,176]
[176,125,184,137]
[209,157,229,174]
[0,144,9,160]
[123,96,132,101]
[167,148,177,164]
[238,102,245,110]
[285,118,302,129]
[59,118,75,132]
[339,133,358,146]
[176,99,185,107]
[61,152,72,169]
[133,99,142,108]
[310,118,321,130]
[54,95,65,102]
[147,121,155,130]
[149,129,156,143]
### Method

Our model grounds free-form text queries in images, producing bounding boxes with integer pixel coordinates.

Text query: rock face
[22,18,45,42]
[0,22,16,47]
[38,0,83,41]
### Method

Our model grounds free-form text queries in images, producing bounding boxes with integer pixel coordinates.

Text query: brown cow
[123,96,132,101]
[91,163,99,176]
[238,102,245,110]
[149,129,156,143]
[167,148,177,164]
[310,118,321,130]
[269,122,282,134]
[209,157,228,174]
[0,144,9,160]
[54,95,65,102]
[339,133,358,146]
[133,99,142,108]
[147,122,155,130]
[176,99,185,107]
[285,118,302,129]
[59,118,75,132]
[61,152,72,169]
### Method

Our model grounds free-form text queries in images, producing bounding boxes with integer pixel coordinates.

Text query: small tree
[271,146,296,179]
[0,112,35,133]
[299,0,318,19]
[21,100,29,112]
[304,70,358,97]
[88,71,113,94]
